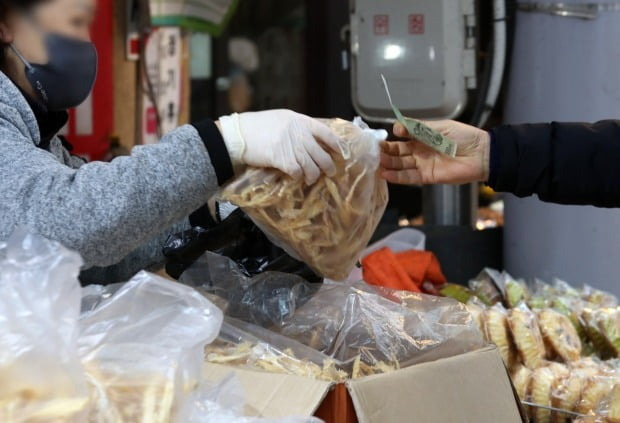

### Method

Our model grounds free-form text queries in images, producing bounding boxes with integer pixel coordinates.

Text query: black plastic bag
[163,208,321,282]
[179,251,320,327]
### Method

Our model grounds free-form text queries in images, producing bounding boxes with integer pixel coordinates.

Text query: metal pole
[422,183,477,227]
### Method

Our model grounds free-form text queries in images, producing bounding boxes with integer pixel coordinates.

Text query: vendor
[380,119,620,207]
[0,0,341,283]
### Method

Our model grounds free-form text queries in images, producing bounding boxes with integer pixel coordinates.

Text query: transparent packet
[508,303,546,369]
[0,229,89,422]
[482,302,517,368]
[273,280,485,369]
[219,117,389,281]
[206,317,348,382]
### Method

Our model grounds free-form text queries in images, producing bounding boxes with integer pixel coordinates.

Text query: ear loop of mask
[8,12,45,73]
[9,44,34,73]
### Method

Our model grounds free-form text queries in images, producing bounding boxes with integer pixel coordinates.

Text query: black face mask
[11,33,98,111]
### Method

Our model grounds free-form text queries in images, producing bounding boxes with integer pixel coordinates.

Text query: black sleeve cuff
[488,123,552,197]
[192,119,234,186]
[487,129,500,186]
[189,203,217,228]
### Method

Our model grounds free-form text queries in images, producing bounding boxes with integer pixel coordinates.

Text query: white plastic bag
[345,227,426,282]
[221,118,389,280]
[0,228,89,422]
[361,228,426,257]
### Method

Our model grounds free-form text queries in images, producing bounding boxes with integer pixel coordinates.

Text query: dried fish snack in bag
[220,117,388,280]
[273,281,485,369]
[79,271,223,422]
[0,229,89,422]
[205,318,347,382]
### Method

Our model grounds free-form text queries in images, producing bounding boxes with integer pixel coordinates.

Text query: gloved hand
[219,109,341,185]
[380,120,490,185]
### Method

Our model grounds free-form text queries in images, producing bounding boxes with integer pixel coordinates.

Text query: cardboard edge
[501,362,529,422]
[308,383,336,416]
[345,346,525,423]
[204,362,334,418]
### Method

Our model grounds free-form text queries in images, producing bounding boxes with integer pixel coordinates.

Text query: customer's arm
[380,119,620,207]
[489,121,620,206]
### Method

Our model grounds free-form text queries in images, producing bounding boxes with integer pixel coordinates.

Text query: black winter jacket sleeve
[488,120,620,207]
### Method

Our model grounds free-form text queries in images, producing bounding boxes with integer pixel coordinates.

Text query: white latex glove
[218,109,341,185]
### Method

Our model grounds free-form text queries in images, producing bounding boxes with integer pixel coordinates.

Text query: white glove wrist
[219,113,247,173]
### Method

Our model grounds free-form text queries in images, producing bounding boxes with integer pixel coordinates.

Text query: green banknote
[381,74,457,157]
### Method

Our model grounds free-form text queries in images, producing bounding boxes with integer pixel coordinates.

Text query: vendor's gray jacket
[0,72,220,283]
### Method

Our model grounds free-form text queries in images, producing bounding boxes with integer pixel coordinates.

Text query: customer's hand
[380,120,490,185]
[219,109,341,185]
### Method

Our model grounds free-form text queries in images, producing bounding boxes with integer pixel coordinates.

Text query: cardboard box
[204,346,525,423]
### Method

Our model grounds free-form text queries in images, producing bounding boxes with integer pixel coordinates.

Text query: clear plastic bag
[220,118,389,280]
[482,303,517,368]
[0,230,323,422]
[468,268,503,305]
[205,318,347,382]
[508,303,546,369]
[0,228,89,422]
[596,381,620,423]
[182,251,483,374]
[273,281,485,368]
[179,375,323,423]
[78,271,224,422]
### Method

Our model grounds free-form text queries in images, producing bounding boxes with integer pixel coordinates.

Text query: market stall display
[0,230,317,423]
[182,250,485,380]
[220,118,388,281]
[440,268,620,422]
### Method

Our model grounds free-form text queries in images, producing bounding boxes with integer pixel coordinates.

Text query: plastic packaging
[0,228,89,422]
[78,271,224,422]
[577,374,616,416]
[206,318,347,382]
[528,363,569,422]
[482,303,517,368]
[468,268,503,305]
[537,308,582,362]
[180,251,320,327]
[582,308,618,360]
[182,251,484,369]
[273,281,485,368]
[220,118,389,280]
[581,285,618,308]
[179,375,323,423]
[0,230,325,422]
[163,209,320,282]
[508,303,546,369]
[499,272,530,309]
[360,228,425,257]
[596,382,620,423]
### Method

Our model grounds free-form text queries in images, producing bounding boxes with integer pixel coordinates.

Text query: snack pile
[442,269,620,422]
[221,118,388,281]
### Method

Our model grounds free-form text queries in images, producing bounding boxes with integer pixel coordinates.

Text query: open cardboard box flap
[204,346,524,423]
[204,362,332,418]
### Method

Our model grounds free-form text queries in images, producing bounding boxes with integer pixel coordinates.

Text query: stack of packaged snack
[442,269,620,422]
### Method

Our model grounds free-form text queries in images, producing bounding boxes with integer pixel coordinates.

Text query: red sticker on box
[374,15,389,35]
[409,14,425,34]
